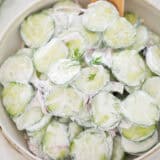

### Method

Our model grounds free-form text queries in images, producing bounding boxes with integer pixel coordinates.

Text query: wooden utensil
[90,0,124,16]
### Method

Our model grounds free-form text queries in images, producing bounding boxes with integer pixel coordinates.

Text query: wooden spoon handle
[90,0,124,16]
[109,0,124,16]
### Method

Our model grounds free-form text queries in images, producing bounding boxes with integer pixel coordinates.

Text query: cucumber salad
[1,0,160,160]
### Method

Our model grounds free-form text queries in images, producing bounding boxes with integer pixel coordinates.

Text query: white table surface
[0,0,160,160]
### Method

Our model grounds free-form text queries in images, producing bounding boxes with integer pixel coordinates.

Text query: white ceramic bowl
[0,0,160,159]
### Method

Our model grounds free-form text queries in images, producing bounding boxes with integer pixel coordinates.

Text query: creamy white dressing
[1,0,160,159]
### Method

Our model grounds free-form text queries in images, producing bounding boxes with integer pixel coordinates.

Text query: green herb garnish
[73,48,83,60]
[88,73,96,81]
[91,56,102,65]
[72,48,85,65]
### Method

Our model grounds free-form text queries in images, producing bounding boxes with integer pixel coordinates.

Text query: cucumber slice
[111,50,146,86]
[146,46,160,76]
[82,1,119,32]
[104,17,136,49]
[53,0,81,14]
[2,83,34,117]
[76,26,101,48]
[51,12,69,36]
[0,55,34,86]
[129,25,148,51]
[33,38,68,73]
[70,129,111,160]
[91,92,121,130]
[16,48,34,58]
[42,8,69,36]
[26,114,52,132]
[27,127,50,160]
[21,12,54,48]
[145,65,154,78]
[121,90,159,126]
[69,15,101,48]
[142,76,160,108]
[68,122,83,141]
[73,65,110,95]
[72,115,95,128]
[13,106,43,131]
[125,85,140,94]
[47,59,80,85]
[82,30,101,48]
[59,31,87,57]
[124,12,141,27]
[112,136,125,160]
[13,100,52,132]
[68,14,82,29]
[42,120,69,159]
[71,103,95,128]
[147,30,160,46]
[121,131,158,154]
[87,49,112,68]
[56,117,70,124]
[120,122,156,141]
[45,86,83,118]
[104,81,124,94]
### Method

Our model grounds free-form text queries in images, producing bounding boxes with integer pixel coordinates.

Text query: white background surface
[0,0,160,160]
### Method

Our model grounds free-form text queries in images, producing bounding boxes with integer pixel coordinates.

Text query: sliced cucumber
[68,122,83,141]
[82,1,119,32]
[73,65,110,95]
[104,17,136,49]
[71,103,95,128]
[13,106,43,131]
[147,30,160,46]
[68,14,82,29]
[68,14,101,48]
[2,83,34,117]
[112,136,125,160]
[27,127,50,160]
[145,65,154,78]
[42,7,69,36]
[146,46,160,76]
[70,129,111,160]
[53,0,81,14]
[87,49,112,68]
[21,12,54,48]
[129,25,148,51]
[120,121,156,141]
[76,26,101,48]
[42,120,69,159]
[59,31,87,57]
[33,38,68,73]
[16,48,34,58]
[121,90,159,126]
[125,85,140,94]
[121,131,158,154]
[45,86,83,118]
[124,12,141,27]
[50,12,69,35]
[58,117,70,124]
[26,114,52,132]
[111,50,146,86]
[104,81,124,94]
[24,93,52,132]
[47,59,80,85]
[91,92,121,130]
[142,76,160,108]
[0,55,34,86]
[13,97,51,132]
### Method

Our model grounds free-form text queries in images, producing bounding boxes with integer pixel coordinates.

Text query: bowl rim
[0,0,160,160]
